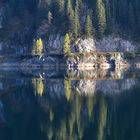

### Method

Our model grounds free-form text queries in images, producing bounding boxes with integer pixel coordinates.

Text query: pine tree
[38,0,51,9]
[96,0,106,36]
[75,0,82,13]
[67,0,75,33]
[105,0,112,33]
[85,14,94,38]
[58,0,65,14]
[64,33,71,56]
[48,11,53,25]
[74,7,81,38]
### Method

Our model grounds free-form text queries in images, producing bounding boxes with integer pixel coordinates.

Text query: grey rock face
[46,35,96,54]
[72,38,96,53]
[96,36,137,52]
[67,54,97,67]
[46,35,137,54]
[47,34,64,54]
[0,42,29,54]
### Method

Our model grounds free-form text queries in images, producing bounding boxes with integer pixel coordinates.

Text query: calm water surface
[0,68,140,140]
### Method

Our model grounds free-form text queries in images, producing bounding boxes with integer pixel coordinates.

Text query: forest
[0,0,140,45]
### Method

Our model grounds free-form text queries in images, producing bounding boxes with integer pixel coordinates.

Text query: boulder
[72,38,96,53]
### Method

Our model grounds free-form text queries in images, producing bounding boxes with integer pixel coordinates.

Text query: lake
[0,68,140,140]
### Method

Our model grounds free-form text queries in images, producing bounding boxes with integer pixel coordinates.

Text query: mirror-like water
[0,68,140,140]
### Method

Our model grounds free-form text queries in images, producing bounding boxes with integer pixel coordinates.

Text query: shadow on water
[0,68,140,140]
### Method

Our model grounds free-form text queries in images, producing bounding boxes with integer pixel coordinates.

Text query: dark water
[0,68,140,140]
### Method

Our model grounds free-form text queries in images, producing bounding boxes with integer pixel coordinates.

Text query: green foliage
[58,0,65,14]
[32,38,43,56]
[74,7,81,38]
[36,38,43,56]
[48,11,53,25]
[85,14,94,38]
[76,0,82,12]
[63,33,71,56]
[67,0,75,33]
[96,0,106,36]
[2,0,140,45]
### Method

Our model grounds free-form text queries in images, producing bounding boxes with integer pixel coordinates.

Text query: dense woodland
[0,0,140,45]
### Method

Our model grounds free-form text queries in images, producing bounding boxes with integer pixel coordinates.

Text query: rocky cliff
[45,34,138,54]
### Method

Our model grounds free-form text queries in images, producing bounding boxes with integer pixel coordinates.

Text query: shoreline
[0,52,139,70]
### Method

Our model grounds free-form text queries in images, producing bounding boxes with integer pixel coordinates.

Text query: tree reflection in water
[32,78,44,96]
[0,68,139,140]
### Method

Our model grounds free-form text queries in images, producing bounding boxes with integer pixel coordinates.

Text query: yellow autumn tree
[32,38,43,56]
[63,33,71,56]
[36,38,43,56]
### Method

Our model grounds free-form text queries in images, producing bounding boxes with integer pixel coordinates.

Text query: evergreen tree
[2,0,140,45]
[38,0,46,8]
[58,0,65,14]
[74,7,81,38]
[75,0,82,13]
[48,11,53,25]
[85,14,94,38]
[96,0,106,36]
[105,0,112,33]
[66,0,75,33]
[64,33,71,56]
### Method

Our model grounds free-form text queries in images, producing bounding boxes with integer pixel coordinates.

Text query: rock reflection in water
[68,69,136,95]
[29,68,136,97]
[0,68,139,140]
